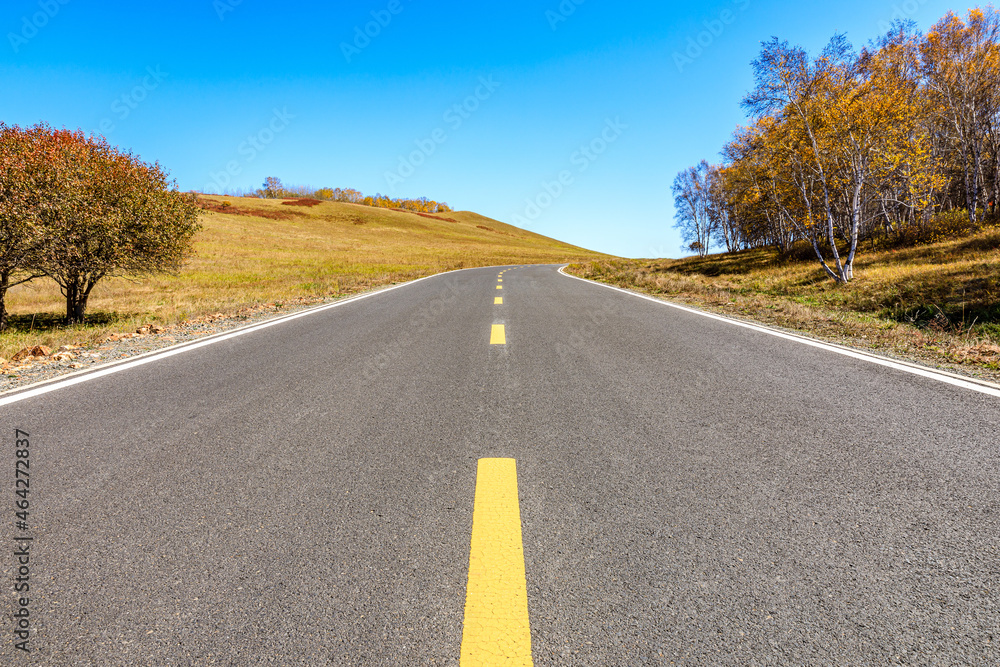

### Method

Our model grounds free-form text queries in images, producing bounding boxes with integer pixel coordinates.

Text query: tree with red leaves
[0,124,50,331]
[0,123,200,326]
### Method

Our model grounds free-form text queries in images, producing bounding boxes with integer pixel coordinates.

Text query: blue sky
[1,0,962,258]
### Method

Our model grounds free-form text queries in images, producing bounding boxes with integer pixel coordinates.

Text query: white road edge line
[558,265,1000,399]
[0,265,506,408]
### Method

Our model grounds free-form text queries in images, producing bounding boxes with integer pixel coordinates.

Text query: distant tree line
[221,177,453,214]
[0,123,200,329]
[673,7,1000,282]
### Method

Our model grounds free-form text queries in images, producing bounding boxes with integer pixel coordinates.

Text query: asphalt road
[2,264,999,665]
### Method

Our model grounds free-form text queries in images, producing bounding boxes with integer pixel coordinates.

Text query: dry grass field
[1,195,604,359]
[567,229,1000,382]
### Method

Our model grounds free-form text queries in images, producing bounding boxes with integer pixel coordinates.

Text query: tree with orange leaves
[0,123,200,325]
[685,6,1000,278]
[0,124,50,331]
[737,29,946,282]
[921,7,1000,225]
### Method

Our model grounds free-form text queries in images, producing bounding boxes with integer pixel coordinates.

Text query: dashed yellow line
[494,297,503,305]
[461,458,533,666]
[496,285,502,290]
[490,324,506,345]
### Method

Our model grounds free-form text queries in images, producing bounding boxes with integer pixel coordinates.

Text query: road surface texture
[2,264,999,665]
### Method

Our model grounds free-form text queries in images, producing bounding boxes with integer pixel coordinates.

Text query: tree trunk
[993,139,1000,216]
[844,175,863,282]
[796,187,844,283]
[73,294,88,324]
[991,129,1000,217]
[65,278,84,325]
[962,140,979,225]
[59,271,103,325]
[794,101,847,282]
[0,270,9,333]
[972,136,983,222]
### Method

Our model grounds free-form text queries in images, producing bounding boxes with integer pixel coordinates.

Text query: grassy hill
[566,228,1000,383]
[2,195,605,358]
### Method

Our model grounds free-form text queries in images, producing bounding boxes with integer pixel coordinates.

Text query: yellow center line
[461,458,533,666]
[490,324,506,345]
[494,297,503,305]
[496,285,502,290]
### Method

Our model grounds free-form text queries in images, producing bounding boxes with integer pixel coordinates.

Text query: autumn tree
[681,6,1000,275]
[865,24,947,238]
[21,125,200,324]
[0,124,51,331]
[742,36,865,281]
[261,176,284,198]
[921,8,1000,225]
[706,164,746,252]
[722,119,797,252]
[672,160,717,256]
[821,32,942,276]
[331,188,363,203]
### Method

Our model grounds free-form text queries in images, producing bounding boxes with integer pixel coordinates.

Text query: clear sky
[1,0,963,258]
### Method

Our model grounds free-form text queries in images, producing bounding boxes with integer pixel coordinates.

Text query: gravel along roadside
[0,294,358,395]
